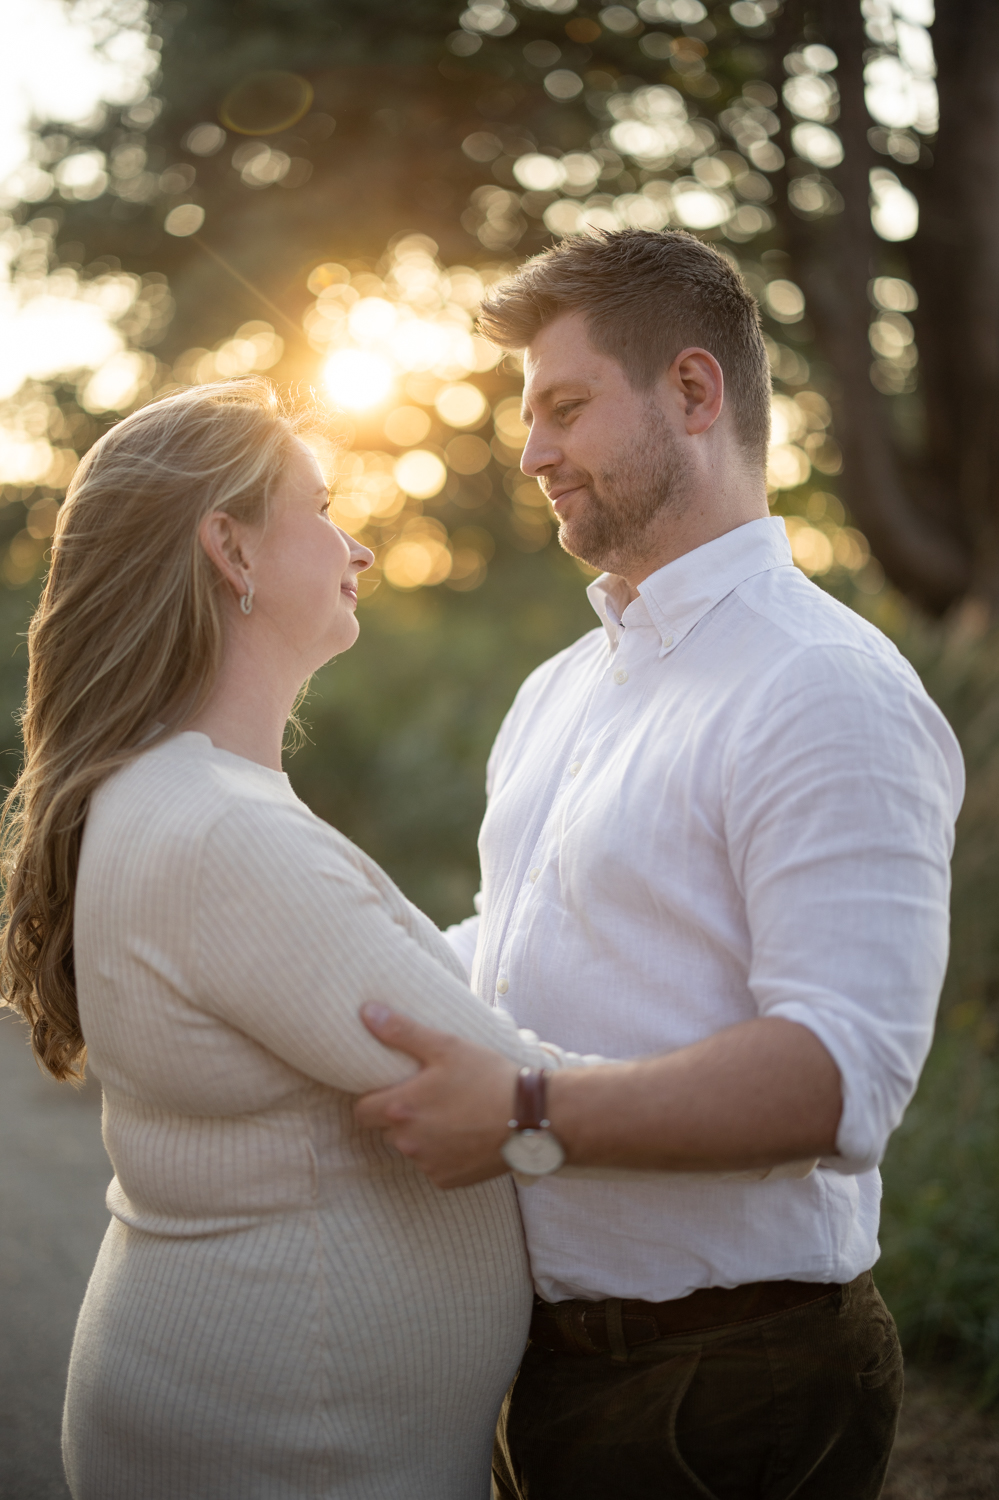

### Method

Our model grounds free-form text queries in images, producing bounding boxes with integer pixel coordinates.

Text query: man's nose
[521,423,561,478]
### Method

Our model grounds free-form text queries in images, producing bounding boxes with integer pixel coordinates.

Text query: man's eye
[556,402,582,419]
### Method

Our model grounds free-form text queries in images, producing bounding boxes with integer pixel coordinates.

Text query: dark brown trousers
[493,1272,903,1500]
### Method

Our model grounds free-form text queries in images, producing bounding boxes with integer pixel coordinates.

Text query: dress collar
[586,516,793,654]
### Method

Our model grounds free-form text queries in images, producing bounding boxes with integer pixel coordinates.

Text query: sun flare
[322,349,394,411]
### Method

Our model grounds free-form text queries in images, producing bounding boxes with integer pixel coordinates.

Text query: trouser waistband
[530,1276,847,1357]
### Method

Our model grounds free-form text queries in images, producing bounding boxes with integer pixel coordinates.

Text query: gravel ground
[1,1008,996,1499]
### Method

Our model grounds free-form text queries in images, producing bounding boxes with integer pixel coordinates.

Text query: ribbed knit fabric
[62,731,557,1500]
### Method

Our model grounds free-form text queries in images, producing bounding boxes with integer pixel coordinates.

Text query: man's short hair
[478,228,772,468]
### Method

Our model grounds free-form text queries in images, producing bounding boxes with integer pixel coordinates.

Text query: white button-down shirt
[448,517,964,1303]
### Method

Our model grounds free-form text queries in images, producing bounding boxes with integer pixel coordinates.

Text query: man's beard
[548,406,693,577]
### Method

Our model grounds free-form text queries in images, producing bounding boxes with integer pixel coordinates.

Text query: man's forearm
[547,1017,842,1173]
[355,1009,843,1188]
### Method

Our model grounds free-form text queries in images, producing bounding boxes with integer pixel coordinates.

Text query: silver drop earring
[240,585,254,616]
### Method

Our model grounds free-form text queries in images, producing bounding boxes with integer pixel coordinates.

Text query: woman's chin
[334,615,361,653]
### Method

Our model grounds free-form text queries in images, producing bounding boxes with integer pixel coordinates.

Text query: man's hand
[354,1004,519,1189]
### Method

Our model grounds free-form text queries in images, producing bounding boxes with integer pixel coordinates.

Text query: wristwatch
[500,1067,566,1180]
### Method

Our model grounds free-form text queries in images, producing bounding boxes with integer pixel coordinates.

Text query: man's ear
[667,347,725,435]
[198,510,249,595]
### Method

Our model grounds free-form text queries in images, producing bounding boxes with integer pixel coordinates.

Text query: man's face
[520,311,694,579]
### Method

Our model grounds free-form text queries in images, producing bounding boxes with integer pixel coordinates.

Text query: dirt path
[885,1366,999,1498]
[0,1012,109,1499]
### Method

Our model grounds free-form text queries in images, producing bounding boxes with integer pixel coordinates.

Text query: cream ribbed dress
[62,731,565,1500]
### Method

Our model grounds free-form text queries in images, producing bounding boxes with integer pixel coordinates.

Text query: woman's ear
[198,511,249,596]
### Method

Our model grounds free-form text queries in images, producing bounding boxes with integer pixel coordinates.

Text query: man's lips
[548,484,587,514]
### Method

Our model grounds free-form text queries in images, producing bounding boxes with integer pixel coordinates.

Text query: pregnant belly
[63,1180,531,1500]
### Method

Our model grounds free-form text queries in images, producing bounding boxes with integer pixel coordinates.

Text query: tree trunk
[906,0,999,613]
[774,0,999,615]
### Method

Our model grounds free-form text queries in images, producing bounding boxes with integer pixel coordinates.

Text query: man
[356,229,963,1498]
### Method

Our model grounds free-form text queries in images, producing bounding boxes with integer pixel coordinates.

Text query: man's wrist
[500,1066,566,1178]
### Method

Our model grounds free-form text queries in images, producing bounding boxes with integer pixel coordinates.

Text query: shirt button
[613,668,629,685]
[663,634,674,648]
[529,868,540,883]
[496,977,509,995]
[569,761,582,776]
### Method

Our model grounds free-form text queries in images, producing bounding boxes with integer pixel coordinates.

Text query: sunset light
[321,348,394,411]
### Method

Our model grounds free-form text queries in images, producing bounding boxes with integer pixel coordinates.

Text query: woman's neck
[185,648,299,773]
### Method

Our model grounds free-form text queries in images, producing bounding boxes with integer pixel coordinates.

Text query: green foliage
[878,1027,999,1405]
[860,615,999,1403]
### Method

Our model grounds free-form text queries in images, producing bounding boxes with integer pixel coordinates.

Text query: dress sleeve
[194,801,585,1094]
[722,643,964,1175]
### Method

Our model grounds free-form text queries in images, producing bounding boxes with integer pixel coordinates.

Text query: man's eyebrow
[522,381,591,417]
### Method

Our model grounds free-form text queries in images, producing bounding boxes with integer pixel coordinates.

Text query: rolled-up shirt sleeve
[723,642,964,1174]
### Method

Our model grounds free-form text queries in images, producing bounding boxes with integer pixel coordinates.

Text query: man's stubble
[551,403,694,578]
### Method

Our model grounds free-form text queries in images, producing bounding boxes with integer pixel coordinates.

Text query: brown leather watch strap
[510,1067,550,1131]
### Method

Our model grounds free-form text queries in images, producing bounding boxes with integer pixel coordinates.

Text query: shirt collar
[586,516,792,654]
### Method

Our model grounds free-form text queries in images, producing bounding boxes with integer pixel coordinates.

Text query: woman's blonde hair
[0,378,301,1081]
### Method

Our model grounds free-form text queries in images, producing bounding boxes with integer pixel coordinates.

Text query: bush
[869,609,999,1403]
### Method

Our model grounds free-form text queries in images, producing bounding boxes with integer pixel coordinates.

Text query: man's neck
[618,491,771,597]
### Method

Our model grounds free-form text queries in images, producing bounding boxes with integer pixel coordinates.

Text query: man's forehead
[523,320,614,404]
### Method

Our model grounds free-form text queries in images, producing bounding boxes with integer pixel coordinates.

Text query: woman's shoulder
[82,729,325,882]
[92,731,289,826]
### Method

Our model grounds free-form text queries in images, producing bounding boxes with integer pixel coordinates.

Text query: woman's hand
[355,1005,519,1189]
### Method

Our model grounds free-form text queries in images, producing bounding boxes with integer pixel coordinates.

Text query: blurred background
[1,0,998,1493]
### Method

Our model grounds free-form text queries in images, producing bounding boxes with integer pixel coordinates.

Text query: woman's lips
[341,583,358,607]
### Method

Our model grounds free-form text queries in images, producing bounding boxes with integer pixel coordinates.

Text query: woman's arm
[194,802,583,1094]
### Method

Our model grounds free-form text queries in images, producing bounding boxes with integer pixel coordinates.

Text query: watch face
[501,1128,566,1177]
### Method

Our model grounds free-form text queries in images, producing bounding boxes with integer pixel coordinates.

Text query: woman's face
[247,439,373,672]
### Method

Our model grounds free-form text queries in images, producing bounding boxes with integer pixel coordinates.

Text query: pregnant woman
[0,381,579,1500]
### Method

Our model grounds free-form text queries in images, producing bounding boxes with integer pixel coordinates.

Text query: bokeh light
[164,204,204,237]
[870,169,919,241]
[383,406,431,447]
[435,382,488,429]
[445,435,492,474]
[322,349,394,411]
[393,449,447,500]
[492,397,529,451]
[383,518,452,589]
